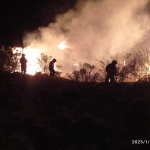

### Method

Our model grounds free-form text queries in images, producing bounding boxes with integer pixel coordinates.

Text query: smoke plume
[23,0,150,73]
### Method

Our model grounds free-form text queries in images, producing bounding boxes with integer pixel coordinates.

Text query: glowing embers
[57,41,69,50]
[13,46,41,75]
[12,47,23,54]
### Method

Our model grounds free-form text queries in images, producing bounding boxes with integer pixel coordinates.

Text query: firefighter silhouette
[105,60,117,83]
[49,59,56,76]
[20,54,27,75]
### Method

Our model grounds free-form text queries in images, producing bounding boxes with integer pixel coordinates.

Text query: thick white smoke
[23,0,150,73]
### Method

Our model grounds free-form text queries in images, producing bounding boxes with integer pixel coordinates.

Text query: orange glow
[57,41,69,50]
[12,47,23,54]
[145,63,150,74]
[73,61,79,67]
[124,61,126,66]
[12,46,41,75]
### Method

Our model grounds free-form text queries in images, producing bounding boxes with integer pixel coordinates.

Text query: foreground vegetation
[0,72,150,150]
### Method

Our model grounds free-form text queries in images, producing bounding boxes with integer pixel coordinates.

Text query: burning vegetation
[1,0,150,149]
[1,44,150,83]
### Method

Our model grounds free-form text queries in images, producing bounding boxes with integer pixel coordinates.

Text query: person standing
[49,58,57,76]
[105,60,117,83]
[20,54,27,75]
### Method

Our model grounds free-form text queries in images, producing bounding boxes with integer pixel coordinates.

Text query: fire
[73,61,79,67]
[12,47,23,54]
[57,41,69,50]
[12,46,41,75]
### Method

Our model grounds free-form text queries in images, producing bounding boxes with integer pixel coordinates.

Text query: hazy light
[73,61,79,67]
[23,0,150,75]
[13,46,41,75]
[57,41,68,50]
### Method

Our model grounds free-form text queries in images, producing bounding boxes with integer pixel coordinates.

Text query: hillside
[0,72,150,150]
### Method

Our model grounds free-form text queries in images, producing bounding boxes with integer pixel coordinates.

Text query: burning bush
[117,47,150,82]
[37,53,52,74]
[2,44,150,83]
[71,62,96,82]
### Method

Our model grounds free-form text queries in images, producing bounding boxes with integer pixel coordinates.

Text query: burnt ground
[0,72,150,150]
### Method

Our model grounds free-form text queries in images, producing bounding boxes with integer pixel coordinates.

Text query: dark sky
[0,0,77,47]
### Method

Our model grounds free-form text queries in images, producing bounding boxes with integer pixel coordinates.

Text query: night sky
[0,0,77,47]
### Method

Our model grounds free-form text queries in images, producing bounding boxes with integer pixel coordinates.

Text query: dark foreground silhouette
[105,60,117,84]
[20,54,28,75]
[0,72,149,150]
[49,58,57,76]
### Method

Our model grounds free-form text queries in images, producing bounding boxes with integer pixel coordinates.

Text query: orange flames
[11,43,150,82]
[57,41,69,50]
[12,46,41,75]
[12,41,70,75]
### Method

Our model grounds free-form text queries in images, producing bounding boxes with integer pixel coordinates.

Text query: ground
[0,72,150,150]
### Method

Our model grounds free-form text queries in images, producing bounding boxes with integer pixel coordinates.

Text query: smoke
[23,0,150,73]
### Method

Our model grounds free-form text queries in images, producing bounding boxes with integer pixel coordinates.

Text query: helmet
[112,60,117,65]
[53,59,56,62]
